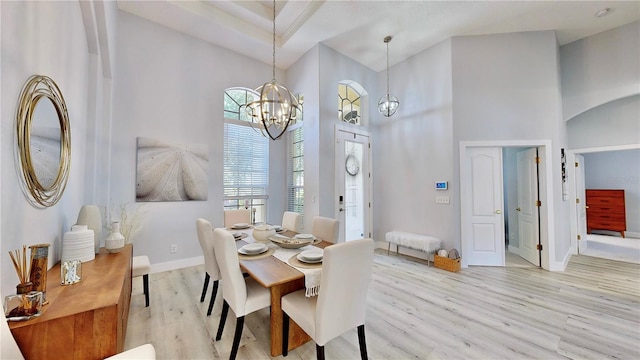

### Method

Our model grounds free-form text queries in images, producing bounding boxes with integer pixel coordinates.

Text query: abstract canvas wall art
[136,137,209,201]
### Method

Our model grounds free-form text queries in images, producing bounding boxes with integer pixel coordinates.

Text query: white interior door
[335,129,371,242]
[516,148,540,266]
[462,147,505,266]
[575,154,588,253]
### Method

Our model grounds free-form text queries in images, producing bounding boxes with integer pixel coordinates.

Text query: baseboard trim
[150,256,203,274]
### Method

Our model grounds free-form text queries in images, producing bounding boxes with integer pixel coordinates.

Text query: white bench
[385,231,442,265]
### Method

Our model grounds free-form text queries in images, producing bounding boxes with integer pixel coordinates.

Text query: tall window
[287,125,304,215]
[223,88,268,223]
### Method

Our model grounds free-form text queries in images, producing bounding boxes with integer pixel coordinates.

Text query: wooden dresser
[586,189,626,238]
[9,245,132,360]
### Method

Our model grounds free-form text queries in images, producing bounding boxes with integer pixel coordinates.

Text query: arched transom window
[338,83,362,125]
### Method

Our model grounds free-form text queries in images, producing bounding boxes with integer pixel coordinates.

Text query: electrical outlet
[170,244,177,253]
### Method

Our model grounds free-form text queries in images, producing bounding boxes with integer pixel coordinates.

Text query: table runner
[271,245,322,297]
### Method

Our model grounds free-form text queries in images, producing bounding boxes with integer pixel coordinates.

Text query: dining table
[231,226,331,357]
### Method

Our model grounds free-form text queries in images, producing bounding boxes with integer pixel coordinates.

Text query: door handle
[516,207,521,212]
[495,210,502,214]
[339,208,344,212]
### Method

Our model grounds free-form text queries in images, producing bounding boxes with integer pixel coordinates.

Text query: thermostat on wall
[435,181,448,190]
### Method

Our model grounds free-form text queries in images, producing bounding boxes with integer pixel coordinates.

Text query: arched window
[338,82,365,125]
[224,87,259,122]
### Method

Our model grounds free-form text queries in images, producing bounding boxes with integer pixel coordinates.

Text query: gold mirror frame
[16,75,71,208]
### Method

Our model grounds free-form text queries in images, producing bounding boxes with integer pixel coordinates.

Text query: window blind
[223,122,269,204]
[287,126,304,214]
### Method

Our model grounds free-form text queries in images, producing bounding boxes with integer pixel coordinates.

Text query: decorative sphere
[378,94,399,117]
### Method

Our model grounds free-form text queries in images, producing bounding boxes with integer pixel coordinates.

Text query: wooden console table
[9,245,132,360]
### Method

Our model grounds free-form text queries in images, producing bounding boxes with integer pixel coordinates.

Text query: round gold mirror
[16,75,71,208]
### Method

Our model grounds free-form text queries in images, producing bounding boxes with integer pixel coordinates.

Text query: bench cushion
[385,231,441,253]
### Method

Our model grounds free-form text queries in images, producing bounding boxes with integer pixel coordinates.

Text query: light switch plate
[436,196,450,204]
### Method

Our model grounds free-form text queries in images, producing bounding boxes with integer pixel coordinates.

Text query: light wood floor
[124,250,640,359]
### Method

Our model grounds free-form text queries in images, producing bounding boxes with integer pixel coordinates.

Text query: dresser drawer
[586,196,625,207]
[587,212,625,223]
[587,204,625,214]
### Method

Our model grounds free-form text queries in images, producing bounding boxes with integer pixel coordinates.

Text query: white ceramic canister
[62,225,95,263]
[76,205,102,254]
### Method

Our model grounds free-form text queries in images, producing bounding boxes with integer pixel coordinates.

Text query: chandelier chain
[272,0,276,81]
[386,40,390,95]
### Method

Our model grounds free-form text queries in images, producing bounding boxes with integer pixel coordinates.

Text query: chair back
[196,218,220,281]
[312,216,339,243]
[282,211,302,232]
[224,209,251,228]
[212,228,248,316]
[315,238,374,345]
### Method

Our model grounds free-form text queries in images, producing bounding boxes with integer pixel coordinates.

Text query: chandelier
[246,0,300,140]
[378,35,399,117]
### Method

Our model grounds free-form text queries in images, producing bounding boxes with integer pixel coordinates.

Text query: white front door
[335,128,371,242]
[516,148,540,266]
[575,154,588,253]
[461,147,505,266]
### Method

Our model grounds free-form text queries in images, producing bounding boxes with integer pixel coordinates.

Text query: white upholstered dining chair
[282,211,302,232]
[281,238,374,360]
[212,228,271,360]
[196,218,221,316]
[311,216,339,243]
[223,209,251,228]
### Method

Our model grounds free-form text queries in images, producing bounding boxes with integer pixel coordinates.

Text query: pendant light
[378,35,399,117]
[246,0,300,140]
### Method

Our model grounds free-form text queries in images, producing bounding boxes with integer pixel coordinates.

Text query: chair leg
[316,344,325,360]
[229,316,244,360]
[282,312,289,356]
[143,274,149,307]
[200,273,210,302]
[207,280,218,316]
[358,324,368,360]
[216,300,229,341]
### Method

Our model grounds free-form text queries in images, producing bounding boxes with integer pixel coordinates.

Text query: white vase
[77,205,102,254]
[105,221,125,253]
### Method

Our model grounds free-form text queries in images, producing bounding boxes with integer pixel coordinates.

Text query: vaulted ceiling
[118,1,640,72]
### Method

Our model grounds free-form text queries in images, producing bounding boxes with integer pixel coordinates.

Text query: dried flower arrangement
[8,246,33,291]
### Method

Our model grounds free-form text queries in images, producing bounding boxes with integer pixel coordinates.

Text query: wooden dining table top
[235,230,331,288]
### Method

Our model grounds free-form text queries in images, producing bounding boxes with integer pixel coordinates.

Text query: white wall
[567,95,640,149]
[285,45,320,231]
[451,31,569,266]
[583,149,640,235]
[1,1,90,297]
[112,11,289,268]
[372,39,455,255]
[561,21,640,121]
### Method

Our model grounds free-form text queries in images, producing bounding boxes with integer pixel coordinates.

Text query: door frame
[567,143,640,255]
[334,124,372,243]
[460,140,554,270]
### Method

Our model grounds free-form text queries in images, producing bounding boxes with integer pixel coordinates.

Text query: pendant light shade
[246,0,300,140]
[378,35,399,117]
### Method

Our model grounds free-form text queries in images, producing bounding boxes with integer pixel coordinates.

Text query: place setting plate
[230,222,251,230]
[297,249,323,264]
[238,243,268,255]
